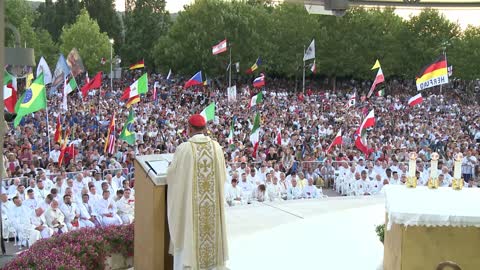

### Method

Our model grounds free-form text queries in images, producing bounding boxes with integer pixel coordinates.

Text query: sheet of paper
[147,158,172,175]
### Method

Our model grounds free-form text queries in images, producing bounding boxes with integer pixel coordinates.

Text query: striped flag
[104,112,116,154]
[107,133,116,154]
[416,55,448,91]
[212,39,228,55]
[250,113,261,158]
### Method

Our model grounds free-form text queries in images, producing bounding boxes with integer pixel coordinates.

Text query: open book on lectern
[136,154,174,185]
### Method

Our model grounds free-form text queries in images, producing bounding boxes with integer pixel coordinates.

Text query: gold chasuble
[167,134,229,270]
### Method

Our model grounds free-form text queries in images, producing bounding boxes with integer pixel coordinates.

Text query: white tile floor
[225,196,386,270]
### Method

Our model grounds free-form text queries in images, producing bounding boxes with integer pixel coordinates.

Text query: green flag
[14,73,47,127]
[120,109,136,145]
[200,102,215,122]
[64,76,78,94]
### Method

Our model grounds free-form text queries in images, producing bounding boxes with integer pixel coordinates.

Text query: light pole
[109,38,114,91]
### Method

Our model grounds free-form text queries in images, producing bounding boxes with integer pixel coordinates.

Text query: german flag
[416,55,448,91]
[129,59,145,70]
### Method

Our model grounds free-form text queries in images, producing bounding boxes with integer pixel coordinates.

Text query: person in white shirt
[238,173,254,198]
[355,171,371,196]
[266,175,283,201]
[34,180,49,202]
[23,189,38,212]
[78,194,99,227]
[95,190,122,226]
[247,169,262,186]
[15,184,26,201]
[251,184,269,202]
[370,175,384,195]
[120,180,135,196]
[49,143,61,163]
[104,175,119,195]
[38,173,54,192]
[302,178,319,199]
[73,173,87,195]
[225,179,243,206]
[389,171,400,185]
[112,171,126,190]
[53,176,66,198]
[29,207,53,245]
[44,199,67,233]
[1,193,13,239]
[7,178,20,196]
[116,189,135,224]
[287,179,303,200]
[8,196,36,246]
[39,194,53,212]
[60,194,80,231]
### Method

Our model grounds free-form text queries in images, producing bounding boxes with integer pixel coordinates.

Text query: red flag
[326,130,342,154]
[54,116,62,143]
[4,83,17,113]
[81,71,102,98]
[104,112,116,154]
[276,130,282,145]
[408,93,423,107]
[58,127,70,166]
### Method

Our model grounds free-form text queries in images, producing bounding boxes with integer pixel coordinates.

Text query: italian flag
[354,109,375,156]
[227,119,234,148]
[121,73,148,108]
[200,102,215,122]
[326,130,342,154]
[3,71,17,113]
[376,89,385,97]
[249,91,263,108]
[64,76,78,95]
[250,113,261,158]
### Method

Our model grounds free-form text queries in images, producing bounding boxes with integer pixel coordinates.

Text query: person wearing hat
[167,114,229,270]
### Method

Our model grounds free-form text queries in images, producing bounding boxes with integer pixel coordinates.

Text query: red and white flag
[310,60,316,74]
[367,67,385,98]
[100,57,106,65]
[107,134,116,154]
[347,92,356,108]
[354,110,375,156]
[212,39,228,55]
[276,129,282,145]
[408,93,423,107]
[326,130,342,154]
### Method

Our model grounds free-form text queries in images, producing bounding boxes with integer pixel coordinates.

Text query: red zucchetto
[188,114,206,128]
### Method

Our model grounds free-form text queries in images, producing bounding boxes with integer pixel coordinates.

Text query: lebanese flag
[367,67,385,98]
[3,72,17,113]
[212,39,228,55]
[408,93,423,107]
[326,130,342,154]
[81,71,102,98]
[54,116,62,143]
[310,60,316,73]
[276,129,282,145]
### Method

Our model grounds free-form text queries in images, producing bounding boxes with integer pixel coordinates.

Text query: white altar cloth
[384,185,480,229]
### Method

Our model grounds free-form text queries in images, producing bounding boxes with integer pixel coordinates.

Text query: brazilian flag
[14,73,47,127]
[120,109,135,145]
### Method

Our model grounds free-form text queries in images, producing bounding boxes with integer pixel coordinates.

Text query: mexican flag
[250,113,261,158]
[376,89,385,97]
[121,73,148,108]
[120,109,136,145]
[227,119,234,148]
[249,91,263,108]
[3,71,17,113]
[200,102,215,122]
[64,76,78,95]
[354,109,375,156]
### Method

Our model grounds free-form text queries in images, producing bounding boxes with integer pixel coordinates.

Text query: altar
[383,185,480,270]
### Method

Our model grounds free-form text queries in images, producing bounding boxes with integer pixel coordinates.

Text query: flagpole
[228,44,232,89]
[302,45,306,94]
[45,103,52,154]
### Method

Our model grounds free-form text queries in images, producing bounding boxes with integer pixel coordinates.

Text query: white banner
[227,85,237,102]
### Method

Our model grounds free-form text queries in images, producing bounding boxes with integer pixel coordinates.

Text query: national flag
[58,127,71,166]
[129,60,144,70]
[166,69,172,80]
[212,39,228,55]
[354,109,375,156]
[416,55,448,91]
[26,72,34,88]
[54,115,62,143]
[81,71,102,98]
[64,76,78,95]
[371,59,381,70]
[253,74,265,88]
[104,113,116,154]
[347,91,356,108]
[276,129,282,145]
[200,102,215,122]
[250,113,261,158]
[100,57,106,65]
[408,93,423,107]
[120,109,136,145]
[51,54,71,90]
[3,71,17,113]
[448,65,453,77]
[184,71,203,89]
[303,39,315,61]
[14,73,47,127]
[121,73,148,107]
[376,89,385,97]
[367,67,385,98]
[246,57,261,74]
[326,130,342,154]
[310,60,316,74]
[36,57,53,85]
[153,81,159,101]
[249,91,263,108]
[227,119,235,148]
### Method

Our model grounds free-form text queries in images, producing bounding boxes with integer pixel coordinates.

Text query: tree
[82,0,122,51]
[59,9,111,73]
[36,0,82,42]
[449,26,480,80]
[122,0,170,70]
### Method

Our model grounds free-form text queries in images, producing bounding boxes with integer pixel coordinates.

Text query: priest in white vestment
[45,199,68,233]
[30,208,53,244]
[95,190,122,226]
[116,189,134,224]
[167,114,229,270]
[225,179,243,206]
[78,194,99,228]
[59,194,80,231]
[8,197,38,246]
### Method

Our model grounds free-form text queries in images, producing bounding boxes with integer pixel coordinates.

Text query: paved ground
[0,240,26,268]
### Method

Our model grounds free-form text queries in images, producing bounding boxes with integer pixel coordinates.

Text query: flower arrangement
[4,224,134,270]
[375,224,385,244]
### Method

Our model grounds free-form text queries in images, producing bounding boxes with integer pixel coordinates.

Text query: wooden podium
[134,155,174,270]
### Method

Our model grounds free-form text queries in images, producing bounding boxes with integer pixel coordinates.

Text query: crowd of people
[1,70,479,245]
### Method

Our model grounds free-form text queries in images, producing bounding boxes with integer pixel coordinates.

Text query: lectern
[134,154,174,270]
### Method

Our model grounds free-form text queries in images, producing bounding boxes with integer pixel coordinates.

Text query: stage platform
[226,196,385,270]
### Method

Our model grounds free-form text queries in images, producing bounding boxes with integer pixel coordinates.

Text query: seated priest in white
[77,193,99,227]
[439,174,449,187]
[370,174,384,195]
[95,190,122,226]
[59,194,80,231]
[238,173,255,197]
[302,178,319,199]
[116,188,135,224]
[1,193,13,238]
[251,184,269,203]
[30,207,53,245]
[225,178,243,206]
[266,176,283,202]
[23,189,38,212]
[8,196,35,246]
[287,179,303,200]
[45,199,68,233]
